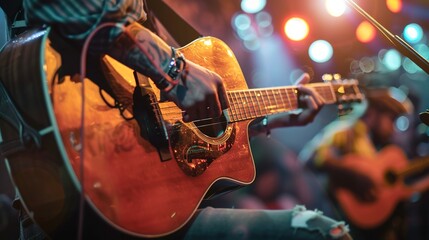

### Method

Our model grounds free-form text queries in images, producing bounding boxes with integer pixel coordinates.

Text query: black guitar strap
[144,0,202,46]
[0,80,41,159]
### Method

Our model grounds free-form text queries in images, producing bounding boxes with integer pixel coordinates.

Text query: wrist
[155,47,187,92]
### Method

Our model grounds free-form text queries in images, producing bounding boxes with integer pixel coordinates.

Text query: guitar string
[113,85,353,123]
[144,87,338,117]
[138,92,358,131]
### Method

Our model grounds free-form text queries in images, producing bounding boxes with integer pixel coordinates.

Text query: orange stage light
[356,21,376,43]
[386,0,402,13]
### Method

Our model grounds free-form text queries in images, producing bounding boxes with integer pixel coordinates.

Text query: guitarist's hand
[164,60,229,122]
[294,73,325,125]
[265,73,325,129]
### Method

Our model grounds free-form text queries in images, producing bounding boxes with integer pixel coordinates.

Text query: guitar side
[334,145,411,229]
[0,28,256,238]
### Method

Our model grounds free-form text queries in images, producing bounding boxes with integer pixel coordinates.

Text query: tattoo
[110,23,171,82]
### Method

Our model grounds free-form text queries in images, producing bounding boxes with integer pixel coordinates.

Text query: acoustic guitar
[335,145,429,229]
[0,27,363,238]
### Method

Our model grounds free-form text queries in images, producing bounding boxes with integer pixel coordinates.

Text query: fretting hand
[263,73,325,129]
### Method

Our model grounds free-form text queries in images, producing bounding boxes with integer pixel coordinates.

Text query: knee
[290,205,353,240]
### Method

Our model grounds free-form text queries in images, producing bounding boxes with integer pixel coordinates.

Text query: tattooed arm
[108,22,228,122]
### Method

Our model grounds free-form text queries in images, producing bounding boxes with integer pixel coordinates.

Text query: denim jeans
[17,204,352,240]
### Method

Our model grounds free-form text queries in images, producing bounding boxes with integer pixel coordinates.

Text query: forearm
[248,112,306,137]
[108,22,173,84]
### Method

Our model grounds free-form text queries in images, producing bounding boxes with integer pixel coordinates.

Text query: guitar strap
[144,0,202,46]
[0,80,41,159]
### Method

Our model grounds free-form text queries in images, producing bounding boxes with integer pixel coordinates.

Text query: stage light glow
[284,17,309,41]
[241,0,267,14]
[255,11,271,28]
[396,116,410,132]
[236,28,257,41]
[380,49,402,71]
[232,13,252,31]
[403,23,423,44]
[308,40,333,63]
[386,0,402,13]
[256,11,274,37]
[389,86,408,103]
[415,44,429,66]
[403,58,420,74]
[325,0,346,17]
[359,57,375,73]
[243,39,261,51]
[356,21,376,43]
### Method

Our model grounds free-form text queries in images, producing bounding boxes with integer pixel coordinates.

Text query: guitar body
[0,27,255,238]
[334,145,412,229]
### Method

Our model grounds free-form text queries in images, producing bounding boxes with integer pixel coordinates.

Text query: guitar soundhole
[193,114,227,138]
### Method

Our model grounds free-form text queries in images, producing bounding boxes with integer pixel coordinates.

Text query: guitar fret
[286,89,292,109]
[225,81,361,123]
[247,90,258,118]
[231,92,240,121]
[271,89,280,114]
[328,84,337,103]
[239,91,249,120]
[281,89,289,111]
[266,89,274,114]
[235,91,245,121]
[227,92,233,121]
[263,90,270,116]
[287,88,298,109]
[244,91,256,119]
[254,90,264,117]
[251,90,260,118]
[277,89,287,112]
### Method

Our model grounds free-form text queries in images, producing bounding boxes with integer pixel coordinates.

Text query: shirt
[23,0,146,53]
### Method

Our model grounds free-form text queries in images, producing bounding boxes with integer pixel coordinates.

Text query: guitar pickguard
[169,120,236,177]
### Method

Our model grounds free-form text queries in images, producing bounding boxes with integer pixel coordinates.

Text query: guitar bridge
[133,84,171,161]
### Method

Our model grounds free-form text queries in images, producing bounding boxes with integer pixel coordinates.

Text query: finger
[294,72,311,85]
[207,99,222,118]
[217,77,229,110]
[305,96,318,110]
[298,86,324,107]
[183,107,198,122]
[182,112,190,122]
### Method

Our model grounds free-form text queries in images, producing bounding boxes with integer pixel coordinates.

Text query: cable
[77,22,124,240]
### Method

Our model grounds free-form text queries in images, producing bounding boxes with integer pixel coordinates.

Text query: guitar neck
[397,156,429,179]
[226,82,359,122]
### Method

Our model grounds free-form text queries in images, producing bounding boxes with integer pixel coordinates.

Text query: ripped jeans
[175,206,352,240]
[18,205,352,240]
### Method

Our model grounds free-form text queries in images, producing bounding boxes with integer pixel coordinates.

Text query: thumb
[294,73,311,85]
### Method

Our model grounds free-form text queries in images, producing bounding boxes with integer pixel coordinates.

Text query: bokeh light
[403,23,424,44]
[241,0,267,14]
[395,116,410,132]
[356,21,376,43]
[284,17,309,41]
[386,0,403,13]
[232,13,252,31]
[379,49,402,71]
[403,57,421,73]
[308,40,333,63]
[325,0,346,17]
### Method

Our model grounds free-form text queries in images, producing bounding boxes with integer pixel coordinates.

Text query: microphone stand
[342,0,429,125]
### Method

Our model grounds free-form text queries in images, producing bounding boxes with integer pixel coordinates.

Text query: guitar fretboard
[226,83,339,122]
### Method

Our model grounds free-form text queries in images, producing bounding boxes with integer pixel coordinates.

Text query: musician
[6,0,354,239]
[301,87,413,240]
